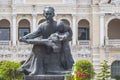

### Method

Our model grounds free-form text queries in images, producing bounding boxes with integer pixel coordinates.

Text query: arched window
[60,19,70,26]
[78,19,90,40]
[18,19,30,39]
[38,19,46,25]
[0,19,10,40]
[108,19,120,39]
[111,61,120,78]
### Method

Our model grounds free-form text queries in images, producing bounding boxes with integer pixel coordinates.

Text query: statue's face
[43,8,54,20]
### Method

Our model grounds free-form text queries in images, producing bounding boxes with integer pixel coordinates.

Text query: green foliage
[64,72,72,80]
[0,60,24,80]
[64,60,95,80]
[97,60,111,80]
[114,75,120,80]
[73,60,95,80]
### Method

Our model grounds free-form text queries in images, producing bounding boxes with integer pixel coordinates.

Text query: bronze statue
[18,7,74,75]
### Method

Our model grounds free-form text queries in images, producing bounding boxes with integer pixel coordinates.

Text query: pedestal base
[23,75,64,80]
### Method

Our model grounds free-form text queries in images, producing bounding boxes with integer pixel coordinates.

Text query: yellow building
[0,0,120,78]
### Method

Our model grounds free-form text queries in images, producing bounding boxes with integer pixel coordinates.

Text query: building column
[100,14,105,47]
[32,14,37,32]
[12,14,17,46]
[54,14,57,21]
[72,14,77,45]
[12,0,15,4]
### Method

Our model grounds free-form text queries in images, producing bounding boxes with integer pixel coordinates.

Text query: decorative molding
[113,55,120,60]
[99,0,109,5]
[76,0,91,5]
[79,48,91,54]
[112,12,120,17]
[12,13,17,18]
[111,0,120,6]
[99,5,120,14]
[32,13,37,17]
[14,0,25,4]
[32,5,36,12]
[11,5,16,11]
[63,0,74,4]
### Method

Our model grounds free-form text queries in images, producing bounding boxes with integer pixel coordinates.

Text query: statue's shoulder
[38,21,47,28]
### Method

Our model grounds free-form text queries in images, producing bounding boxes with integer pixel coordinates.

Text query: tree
[0,60,23,80]
[97,60,111,80]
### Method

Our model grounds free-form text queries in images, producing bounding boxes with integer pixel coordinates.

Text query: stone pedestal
[23,75,64,80]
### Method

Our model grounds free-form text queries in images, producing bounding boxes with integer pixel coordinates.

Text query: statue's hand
[48,33,59,42]
[58,35,67,41]
[26,39,33,44]
[19,37,27,42]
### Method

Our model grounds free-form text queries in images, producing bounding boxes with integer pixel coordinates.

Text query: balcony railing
[0,0,12,4]
[0,53,12,58]
[0,46,32,61]
[77,0,91,5]
[0,41,11,45]
[17,41,29,45]
[78,40,90,46]
[108,39,120,45]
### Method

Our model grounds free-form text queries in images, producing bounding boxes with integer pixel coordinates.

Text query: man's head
[43,7,55,20]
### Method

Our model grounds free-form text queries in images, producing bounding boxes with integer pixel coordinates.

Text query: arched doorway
[78,19,90,40]
[111,61,120,78]
[0,19,10,41]
[60,19,70,26]
[18,19,30,39]
[108,19,120,39]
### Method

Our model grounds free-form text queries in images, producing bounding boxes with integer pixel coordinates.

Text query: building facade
[0,0,120,78]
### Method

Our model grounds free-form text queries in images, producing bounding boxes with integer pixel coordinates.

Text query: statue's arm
[26,39,49,45]
[26,39,56,48]
[19,26,43,42]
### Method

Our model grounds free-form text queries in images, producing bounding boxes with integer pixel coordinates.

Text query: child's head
[57,20,65,33]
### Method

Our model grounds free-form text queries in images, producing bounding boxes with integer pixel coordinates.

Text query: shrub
[0,60,23,80]
[65,60,95,80]
[96,60,111,80]
[114,75,120,80]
